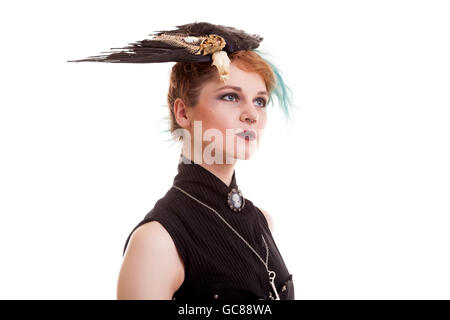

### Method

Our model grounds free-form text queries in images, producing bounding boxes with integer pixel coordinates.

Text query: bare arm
[117,221,185,300]
[257,207,274,233]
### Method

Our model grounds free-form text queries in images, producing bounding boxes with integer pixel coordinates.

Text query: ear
[173,98,191,129]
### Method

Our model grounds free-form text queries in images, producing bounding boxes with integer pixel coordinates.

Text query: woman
[69,22,295,300]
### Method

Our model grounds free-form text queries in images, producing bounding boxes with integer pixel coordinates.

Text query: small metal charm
[268,270,280,300]
[227,188,245,212]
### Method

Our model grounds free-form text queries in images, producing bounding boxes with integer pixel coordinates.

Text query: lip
[235,129,257,141]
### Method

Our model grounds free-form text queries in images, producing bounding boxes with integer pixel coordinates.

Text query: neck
[200,160,235,187]
[181,149,236,187]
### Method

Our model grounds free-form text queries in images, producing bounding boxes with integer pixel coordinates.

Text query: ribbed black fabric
[123,154,294,301]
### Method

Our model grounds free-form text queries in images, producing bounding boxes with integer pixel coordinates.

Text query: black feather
[154,22,263,53]
[67,21,263,64]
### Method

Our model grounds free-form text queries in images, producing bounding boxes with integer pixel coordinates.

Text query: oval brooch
[227,188,245,212]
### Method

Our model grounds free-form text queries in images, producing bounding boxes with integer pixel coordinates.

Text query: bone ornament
[211,51,231,82]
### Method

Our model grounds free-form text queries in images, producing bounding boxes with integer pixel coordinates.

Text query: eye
[221,93,239,102]
[255,97,267,108]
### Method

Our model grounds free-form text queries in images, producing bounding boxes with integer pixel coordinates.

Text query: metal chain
[172,185,280,300]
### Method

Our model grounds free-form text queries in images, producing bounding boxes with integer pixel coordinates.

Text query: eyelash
[220,93,267,108]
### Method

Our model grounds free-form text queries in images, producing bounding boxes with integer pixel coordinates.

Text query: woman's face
[184,62,268,164]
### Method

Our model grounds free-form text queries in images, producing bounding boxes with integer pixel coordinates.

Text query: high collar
[173,154,239,198]
[171,154,258,219]
[173,154,243,200]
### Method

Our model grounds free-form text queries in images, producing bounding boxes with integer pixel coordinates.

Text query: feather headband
[67,21,263,82]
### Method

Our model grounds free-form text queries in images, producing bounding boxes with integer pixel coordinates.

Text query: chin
[228,141,259,161]
[237,153,253,160]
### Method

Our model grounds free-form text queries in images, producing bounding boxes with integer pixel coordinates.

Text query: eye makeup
[218,92,267,107]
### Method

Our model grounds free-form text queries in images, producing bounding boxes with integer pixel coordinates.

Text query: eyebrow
[214,85,268,96]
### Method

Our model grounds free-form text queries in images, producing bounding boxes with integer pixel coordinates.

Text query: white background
[0,0,449,299]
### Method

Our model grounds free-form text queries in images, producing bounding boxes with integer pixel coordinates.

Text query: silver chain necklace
[172,185,281,300]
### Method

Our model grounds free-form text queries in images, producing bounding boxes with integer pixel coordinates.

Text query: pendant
[268,270,280,300]
[227,188,245,212]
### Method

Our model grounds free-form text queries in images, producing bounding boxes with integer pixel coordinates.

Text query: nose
[240,101,258,124]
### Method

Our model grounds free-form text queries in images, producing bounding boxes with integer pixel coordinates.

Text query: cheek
[193,104,221,128]
[203,105,236,131]
[258,110,267,129]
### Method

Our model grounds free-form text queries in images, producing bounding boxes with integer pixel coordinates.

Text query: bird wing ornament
[68,22,264,82]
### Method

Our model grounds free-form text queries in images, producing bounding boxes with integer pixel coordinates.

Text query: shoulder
[132,221,179,252]
[117,221,185,299]
[256,206,274,233]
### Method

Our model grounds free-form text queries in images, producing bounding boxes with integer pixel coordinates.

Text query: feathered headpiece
[68,21,263,82]
[68,21,296,126]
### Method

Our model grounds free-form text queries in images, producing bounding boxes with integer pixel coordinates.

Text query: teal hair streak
[155,104,180,148]
[253,47,298,125]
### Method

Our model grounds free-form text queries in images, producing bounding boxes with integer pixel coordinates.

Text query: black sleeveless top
[123,154,295,301]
